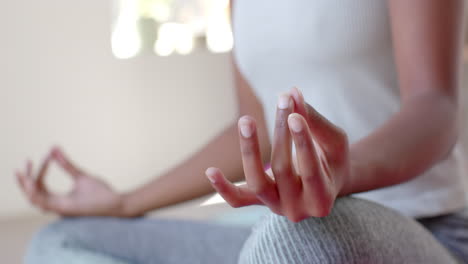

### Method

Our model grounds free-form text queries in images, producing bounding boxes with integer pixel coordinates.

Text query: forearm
[341,91,458,196]
[119,123,242,217]
[120,119,270,217]
[113,55,270,217]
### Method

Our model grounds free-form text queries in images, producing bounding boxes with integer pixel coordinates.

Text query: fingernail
[288,114,303,132]
[278,93,291,109]
[205,168,217,183]
[239,118,253,138]
[292,86,303,97]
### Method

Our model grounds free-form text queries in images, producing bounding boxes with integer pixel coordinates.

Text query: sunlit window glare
[154,23,194,56]
[111,0,232,58]
[206,15,233,53]
[111,0,142,59]
[143,1,171,22]
[205,0,233,53]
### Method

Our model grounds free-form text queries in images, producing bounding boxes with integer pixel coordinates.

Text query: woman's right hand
[16,147,130,217]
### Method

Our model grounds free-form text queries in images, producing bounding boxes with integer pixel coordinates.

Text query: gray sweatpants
[25,197,468,264]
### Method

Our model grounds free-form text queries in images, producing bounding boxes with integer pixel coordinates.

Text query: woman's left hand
[206,87,350,222]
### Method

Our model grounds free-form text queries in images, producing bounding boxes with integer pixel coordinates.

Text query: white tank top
[232,0,467,217]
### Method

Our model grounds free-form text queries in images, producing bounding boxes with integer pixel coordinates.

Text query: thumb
[289,87,307,117]
[289,88,347,155]
[304,102,348,155]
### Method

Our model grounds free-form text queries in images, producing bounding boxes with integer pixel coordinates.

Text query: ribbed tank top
[232,0,467,217]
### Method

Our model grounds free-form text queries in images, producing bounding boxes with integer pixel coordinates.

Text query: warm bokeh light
[206,14,233,53]
[206,0,232,53]
[111,0,141,59]
[112,0,232,58]
[154,22,194,56]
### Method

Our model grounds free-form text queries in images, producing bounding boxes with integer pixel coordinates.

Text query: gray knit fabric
[26,197,466,264]
[238,197,459,264]
[25,217,251,264]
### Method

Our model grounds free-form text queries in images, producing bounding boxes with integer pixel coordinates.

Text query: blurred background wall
[0,0,237,219]
[1,0,468,220]
[2,1,467,263]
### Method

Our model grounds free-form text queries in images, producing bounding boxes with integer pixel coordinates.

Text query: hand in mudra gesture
[16,147,124,217]
[206,87,350,222]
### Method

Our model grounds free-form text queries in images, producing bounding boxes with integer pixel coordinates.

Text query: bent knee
[28,219,76,250]
[25,218,130,264]
[25,219,81,263]
[238,197,455,264]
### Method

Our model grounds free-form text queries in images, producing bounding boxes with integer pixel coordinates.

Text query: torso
[232,0,467,218]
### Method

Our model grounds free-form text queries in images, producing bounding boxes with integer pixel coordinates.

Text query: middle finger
[271,93,301,210]
[238,116,280,209]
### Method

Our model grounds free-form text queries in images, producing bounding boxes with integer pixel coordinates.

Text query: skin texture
[16,148,123,217]
[206,0,465,222]
[206,88,349,221]
[16,59,270,218]
[16,0,465,220]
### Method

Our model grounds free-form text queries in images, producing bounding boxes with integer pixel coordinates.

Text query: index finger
[304,103,348,155]
[36,155,52,187]
[271,93,301,209]
[51,147,85,178]
[238,116,280,208]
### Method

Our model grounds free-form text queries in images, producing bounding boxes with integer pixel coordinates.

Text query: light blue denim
[25,197,467,264]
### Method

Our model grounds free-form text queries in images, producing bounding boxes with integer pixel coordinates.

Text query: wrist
[338,155,360,197]
[116,191,143,218]
[339,142,376,196]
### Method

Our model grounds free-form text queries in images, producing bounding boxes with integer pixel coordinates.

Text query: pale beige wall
[2,1,468,219]
[0,0,237,218]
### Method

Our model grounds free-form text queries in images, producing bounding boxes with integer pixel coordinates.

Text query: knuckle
[303,174,321,186]
[287,212,308,223]
[213,182,228,193]
[251,183,271,196]
[310,202,333,218]
[271,163,291,178]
